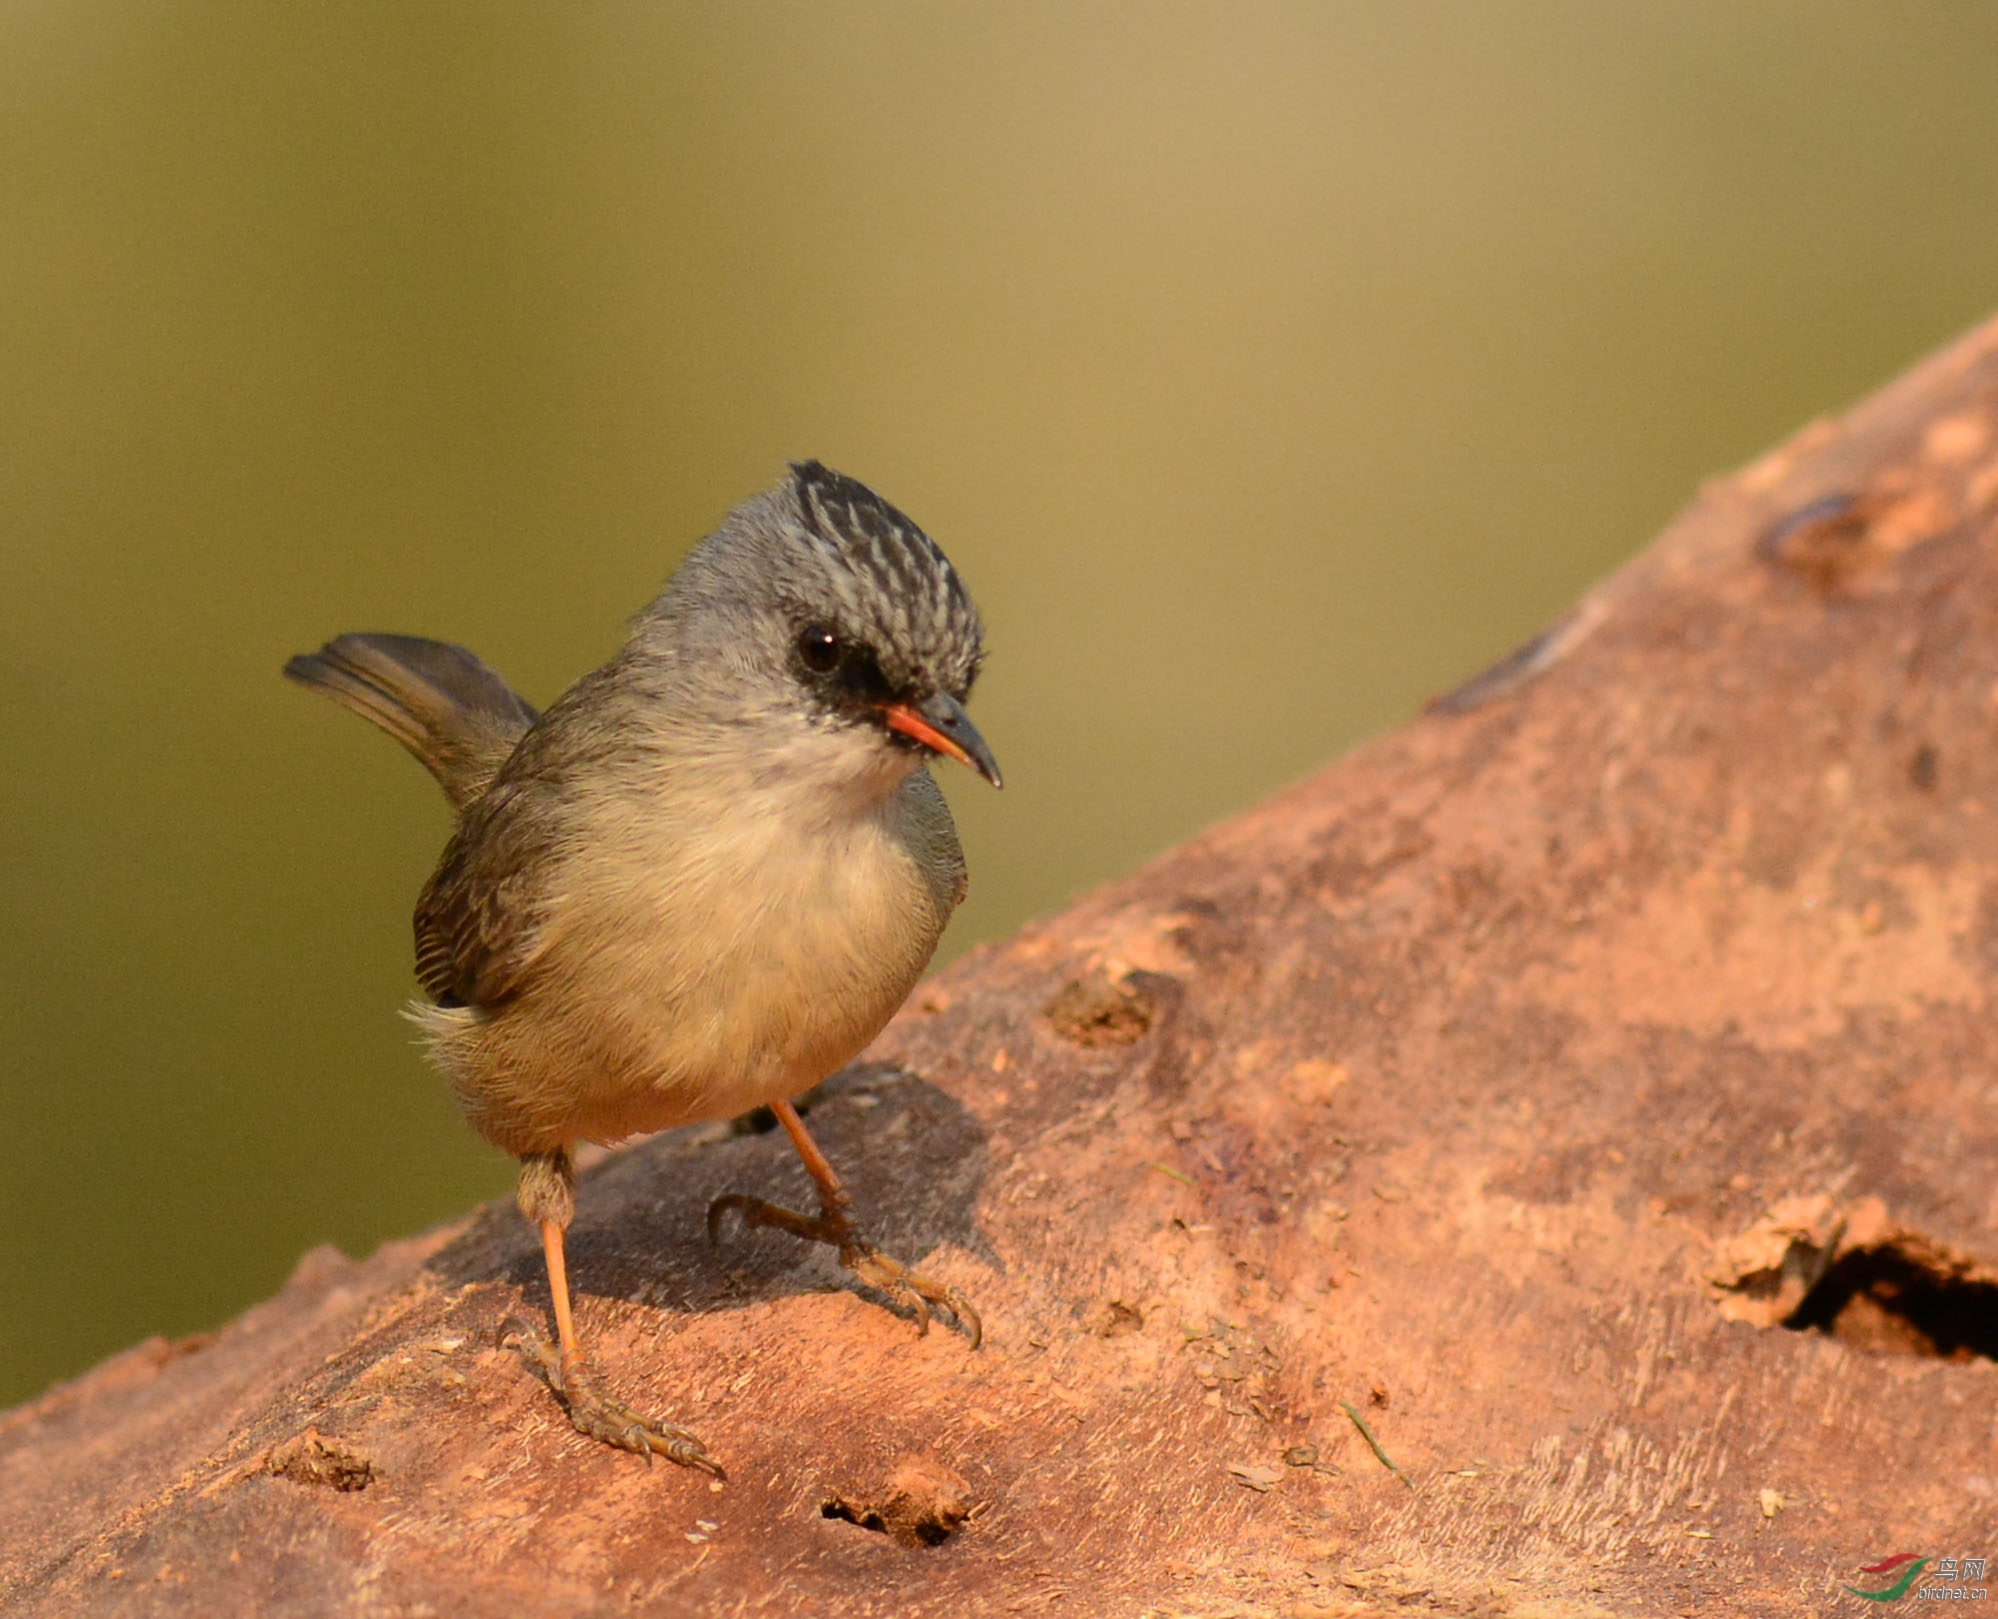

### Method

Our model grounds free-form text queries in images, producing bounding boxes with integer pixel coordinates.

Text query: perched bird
[285,462,1000,1476]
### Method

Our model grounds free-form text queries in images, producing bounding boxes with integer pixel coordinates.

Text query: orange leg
[502,1155,723,1477]
[709,1099,982,1347]
[540,1218,581,1364]
[772,1099,857,1219]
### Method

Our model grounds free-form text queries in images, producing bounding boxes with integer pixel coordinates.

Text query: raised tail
[284,633,538,811]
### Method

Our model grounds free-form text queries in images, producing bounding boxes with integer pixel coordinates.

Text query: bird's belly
[534,818,947,1145]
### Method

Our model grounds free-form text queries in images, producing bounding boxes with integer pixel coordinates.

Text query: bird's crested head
[638,462,999,789]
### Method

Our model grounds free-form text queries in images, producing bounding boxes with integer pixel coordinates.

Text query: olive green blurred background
[4,4,1996,1408]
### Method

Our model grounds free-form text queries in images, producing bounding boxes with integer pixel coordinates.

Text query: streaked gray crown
[781,461,983,698]
[644,462,985,705]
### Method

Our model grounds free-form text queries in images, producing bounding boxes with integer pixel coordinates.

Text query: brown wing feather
[284,633,537,811]
[413,777,556,1009]
[407,660,641,1012]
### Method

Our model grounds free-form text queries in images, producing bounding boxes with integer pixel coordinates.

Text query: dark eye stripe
[832,644,894,706]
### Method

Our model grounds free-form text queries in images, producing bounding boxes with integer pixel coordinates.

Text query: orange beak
[880,693,1002,788]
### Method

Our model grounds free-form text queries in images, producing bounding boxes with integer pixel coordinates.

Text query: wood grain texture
[8,316,1998,1617]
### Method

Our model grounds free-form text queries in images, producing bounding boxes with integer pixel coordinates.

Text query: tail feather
[284,633,536,810]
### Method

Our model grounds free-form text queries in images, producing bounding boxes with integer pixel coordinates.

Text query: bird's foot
[501,1318,725,1478]
[707,1194,982,1348]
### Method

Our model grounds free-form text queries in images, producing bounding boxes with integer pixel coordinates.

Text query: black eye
[797,625,841,673]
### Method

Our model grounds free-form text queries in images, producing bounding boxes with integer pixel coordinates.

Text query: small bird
[285,462,1000,1476]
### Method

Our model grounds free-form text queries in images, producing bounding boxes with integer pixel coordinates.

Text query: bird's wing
[412,776,559,1009]
[411,662,644,1010]
[284,634,538,812]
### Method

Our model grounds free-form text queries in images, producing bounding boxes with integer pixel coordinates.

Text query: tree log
[8,318,1998,1618]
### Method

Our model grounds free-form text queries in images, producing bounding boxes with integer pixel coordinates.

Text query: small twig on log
[1340,1399,1414,1492]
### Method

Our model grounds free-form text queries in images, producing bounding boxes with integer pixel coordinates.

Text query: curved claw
[843,1242,982,1348]
[505,1323,726,1480]
[496,1313,539,1354]
[940,1286,984,1351]
[846,1250,933,1334]
[707,1188,983,1348]
[706,1193,750,1245]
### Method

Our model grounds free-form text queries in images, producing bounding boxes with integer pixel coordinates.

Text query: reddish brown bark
[7,318,1998,1617]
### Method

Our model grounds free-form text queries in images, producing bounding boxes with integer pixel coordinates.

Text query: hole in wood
[818,1456,974,1547]
[820,1494,956,1547]
[1044,969,1154,1047]
[821,1496,890,1535]
[1783,1243,1998,1362]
